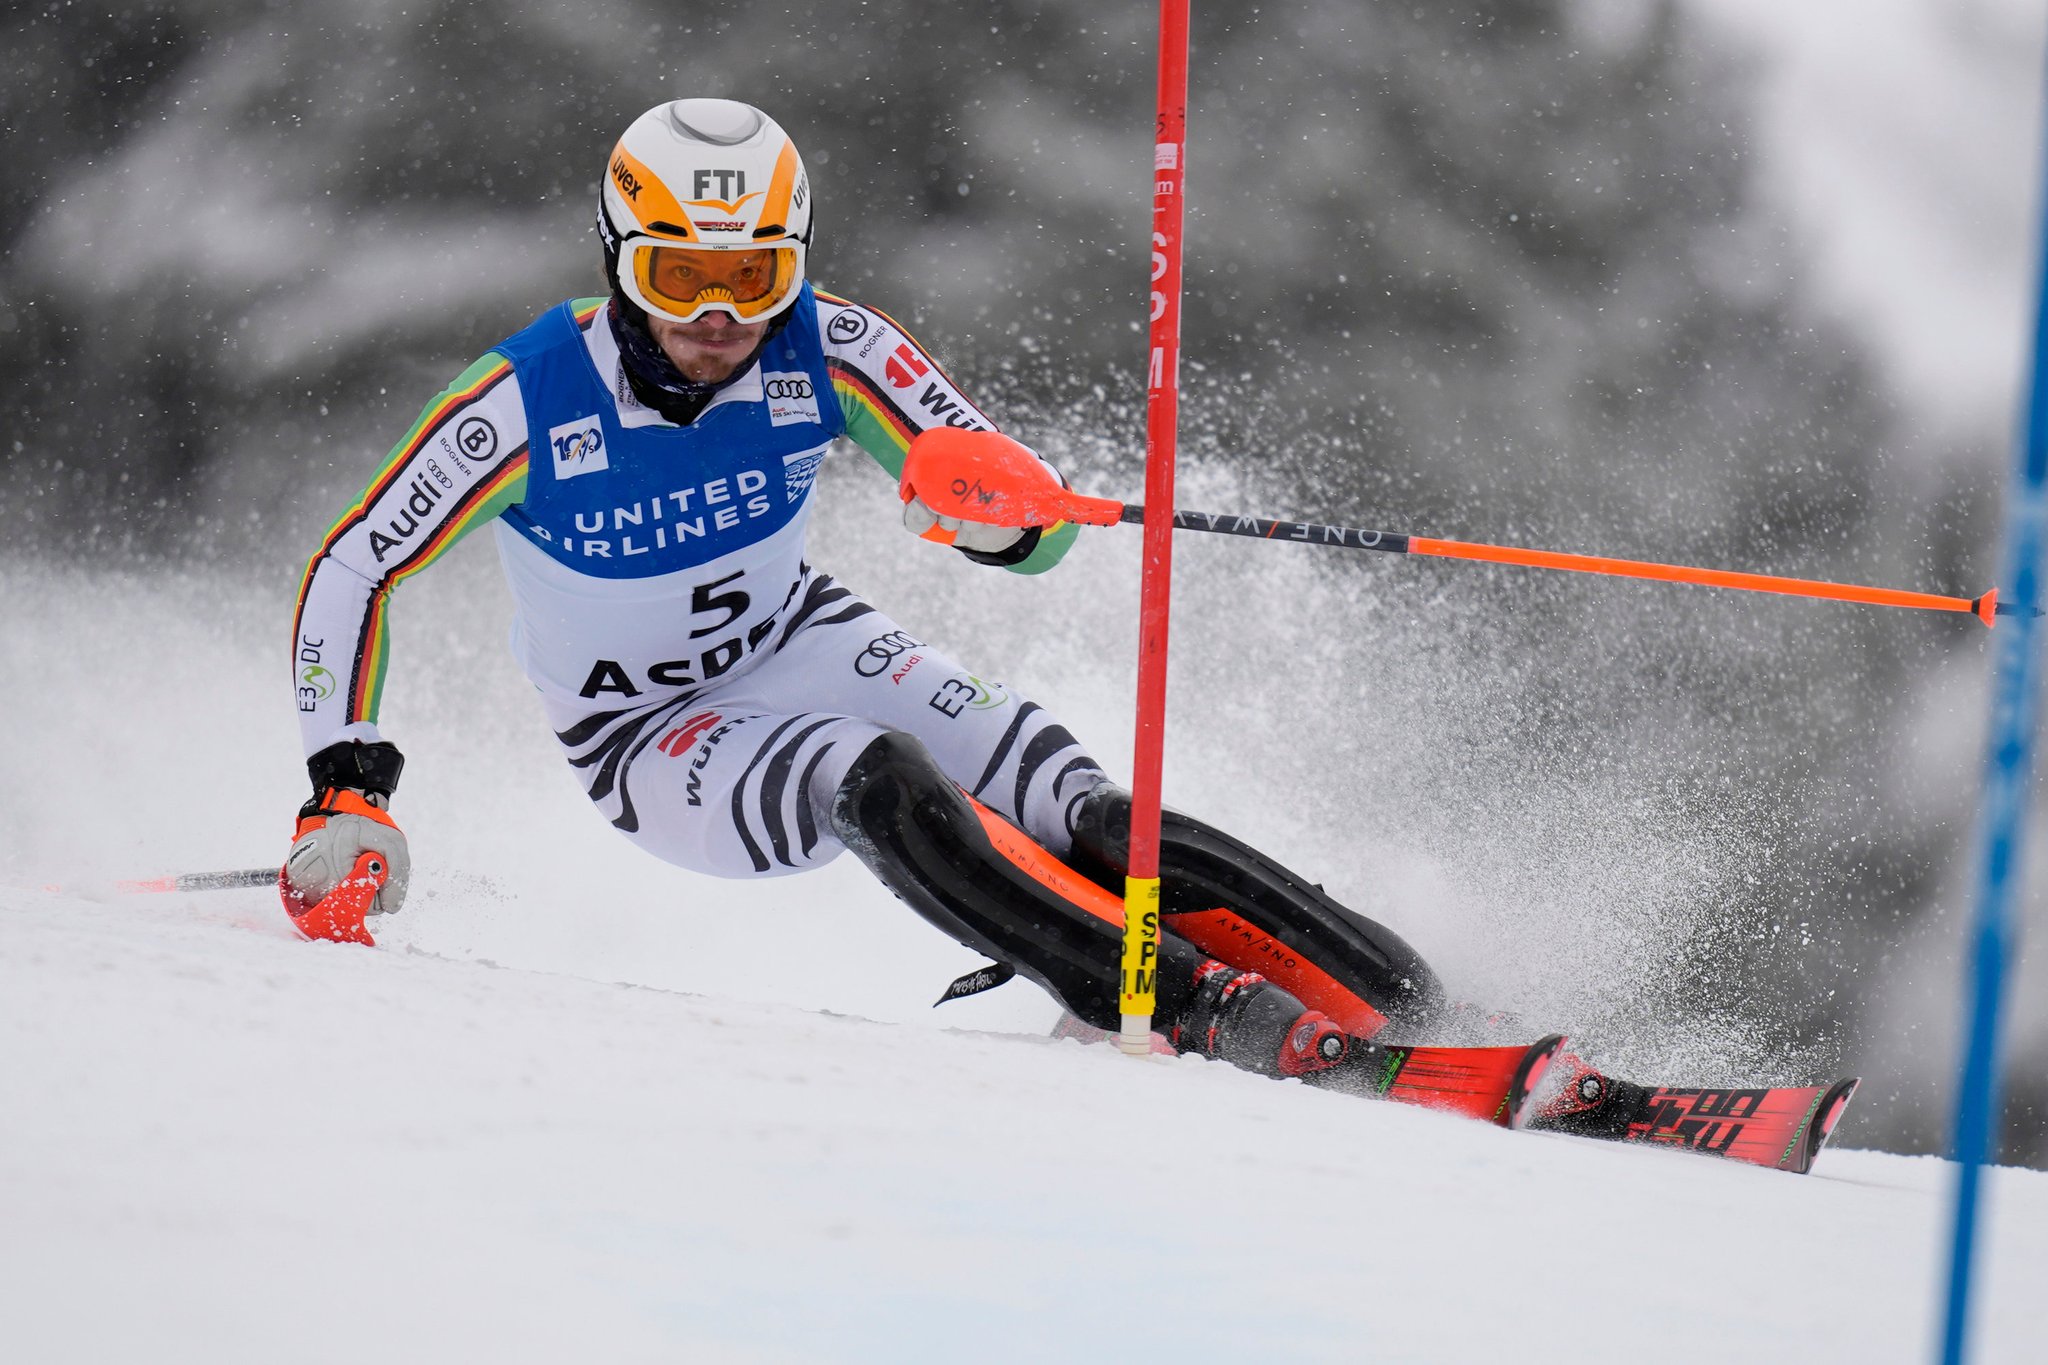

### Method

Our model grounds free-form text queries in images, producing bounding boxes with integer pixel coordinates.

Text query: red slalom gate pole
[1119,0,1191,1055]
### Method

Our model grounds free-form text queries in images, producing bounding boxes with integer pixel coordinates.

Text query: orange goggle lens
[631,244,800,321]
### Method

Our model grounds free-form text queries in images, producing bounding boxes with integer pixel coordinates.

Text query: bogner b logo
[549,415,608,479]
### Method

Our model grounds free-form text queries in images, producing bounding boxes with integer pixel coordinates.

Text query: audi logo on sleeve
[762,371,821,427]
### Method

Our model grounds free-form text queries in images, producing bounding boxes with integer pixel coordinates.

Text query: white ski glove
[285,788,412,918]
[901,494,1027,555]
[281,740,411,942]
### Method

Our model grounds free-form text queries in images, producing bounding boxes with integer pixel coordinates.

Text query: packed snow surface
[0,543,2041,1361]
[4,883,2044,1364]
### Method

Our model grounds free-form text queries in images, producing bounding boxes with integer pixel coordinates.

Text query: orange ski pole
[1401,533,2000,625]
[899,430,2013,627]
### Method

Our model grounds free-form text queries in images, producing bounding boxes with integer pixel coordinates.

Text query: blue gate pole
[1937,45,2048,1365]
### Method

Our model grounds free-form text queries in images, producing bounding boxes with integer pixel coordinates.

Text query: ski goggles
[619,239,805,325]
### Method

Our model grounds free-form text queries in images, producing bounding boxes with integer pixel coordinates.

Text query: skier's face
[645,309,769,384]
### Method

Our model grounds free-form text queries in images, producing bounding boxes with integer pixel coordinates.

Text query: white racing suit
[549,578,1101,876]
[293,285,1466,1090]
[287,286,1687,1127]
[292,286,1098,875]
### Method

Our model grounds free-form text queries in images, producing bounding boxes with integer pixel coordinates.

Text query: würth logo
[658,712,724,758]
[884,344,929,390]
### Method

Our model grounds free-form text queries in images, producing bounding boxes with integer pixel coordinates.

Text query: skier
[277,98,1645,1129]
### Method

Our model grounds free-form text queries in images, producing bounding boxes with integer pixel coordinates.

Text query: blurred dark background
[4,0,2038,1164]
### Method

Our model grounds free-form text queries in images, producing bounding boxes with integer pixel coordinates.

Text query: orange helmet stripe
[608,141,697,241]
[754,137,801,238]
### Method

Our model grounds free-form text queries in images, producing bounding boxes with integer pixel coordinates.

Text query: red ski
[1535,1056,1860,1175]
[1356,1033,1567,1129]
[1052,1014,1564,1129]
[1616,1080,1860,1174]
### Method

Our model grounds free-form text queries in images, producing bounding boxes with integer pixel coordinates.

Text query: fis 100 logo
[548,415,608,479]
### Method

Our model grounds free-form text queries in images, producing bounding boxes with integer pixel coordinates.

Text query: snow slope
[0,500,2035,1361]
[5,880,2046,1365]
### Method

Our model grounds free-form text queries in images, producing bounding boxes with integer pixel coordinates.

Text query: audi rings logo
[826,309,868,345]
[854,631,922,677]
[764,370,820,428]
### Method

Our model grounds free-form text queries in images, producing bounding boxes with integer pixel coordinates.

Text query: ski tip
[1505,1034,1570,1130]
[1789,1077,1861,1175]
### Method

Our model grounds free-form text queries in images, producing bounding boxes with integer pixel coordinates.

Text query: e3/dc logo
[547,415,608,479]
[298,664,335,701]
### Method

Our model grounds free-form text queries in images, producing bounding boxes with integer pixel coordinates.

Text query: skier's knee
[827,729,982,934]
[827,731,1123,1025]
[826,731,975,857]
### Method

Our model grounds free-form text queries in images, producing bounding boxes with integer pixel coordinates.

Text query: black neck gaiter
[607,296,782,427]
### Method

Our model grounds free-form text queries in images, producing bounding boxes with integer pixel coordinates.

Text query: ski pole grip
[901,429,1125,527]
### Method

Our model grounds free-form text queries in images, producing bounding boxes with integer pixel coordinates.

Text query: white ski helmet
[598,98,813,326]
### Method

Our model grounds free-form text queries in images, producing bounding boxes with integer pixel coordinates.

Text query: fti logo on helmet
[549,416,608,479]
